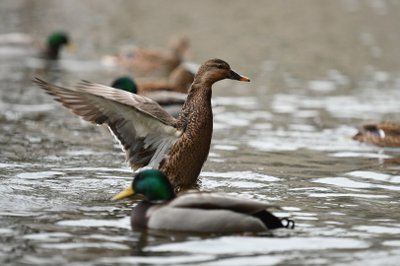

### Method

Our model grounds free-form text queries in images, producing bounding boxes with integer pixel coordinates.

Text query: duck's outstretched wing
[145,90,186,106]
[33,78,181,170]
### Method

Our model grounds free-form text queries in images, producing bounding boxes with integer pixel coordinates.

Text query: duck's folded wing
[148,206,267,233]
[33,78,181,170]
[168,192,280,214]
[374,123,400,136]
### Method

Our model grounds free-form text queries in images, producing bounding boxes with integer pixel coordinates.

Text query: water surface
[1,0,400,265]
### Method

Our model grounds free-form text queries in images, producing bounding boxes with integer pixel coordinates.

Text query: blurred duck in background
[103,35,190,77]
[0,31,71,60]
[353,122,400,147]
[111,76,186,117]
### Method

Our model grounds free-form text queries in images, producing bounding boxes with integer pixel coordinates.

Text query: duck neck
[44,45,61,60]
[177,81,213,132]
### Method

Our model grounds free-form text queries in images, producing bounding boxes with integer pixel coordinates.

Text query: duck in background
[0,31,71,60]
[112,169,295,233]
[103,35,190,77]
[353,122,400,147]
[34,58,250,189]
[111,76,186,117]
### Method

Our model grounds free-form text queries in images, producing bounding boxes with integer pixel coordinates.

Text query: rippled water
[1,0,400,265]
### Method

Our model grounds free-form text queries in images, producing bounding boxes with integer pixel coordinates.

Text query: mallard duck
[111,76,185,117]
[110,76,138,93]
[34,58,250,189]
[166,63,196,93]
[112,169,294,233]
[40,31,71,60]
[0,31,71,60]
[105,36,189,77]
[353,122,400,147]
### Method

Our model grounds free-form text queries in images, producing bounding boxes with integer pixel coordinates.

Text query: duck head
[111,76,138,94]
[45,31,71,59]
[112,169,175,202]
[194,58,250,86]
[168,35,190,57]
[47,32,70,50]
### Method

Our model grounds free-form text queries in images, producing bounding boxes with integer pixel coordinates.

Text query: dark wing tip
[32,77,48,86]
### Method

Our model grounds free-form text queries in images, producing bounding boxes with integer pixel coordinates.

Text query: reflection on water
[1,0,400,265]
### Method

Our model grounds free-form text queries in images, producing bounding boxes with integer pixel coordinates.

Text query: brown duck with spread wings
[34,58,250,189]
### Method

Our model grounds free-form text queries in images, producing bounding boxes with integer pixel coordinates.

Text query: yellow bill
[67,41,76,52]
[111,185,135,201]
[239,76,250,82]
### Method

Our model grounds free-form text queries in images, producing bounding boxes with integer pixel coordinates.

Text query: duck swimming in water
[0,31,71,60]
[112,169,295,233]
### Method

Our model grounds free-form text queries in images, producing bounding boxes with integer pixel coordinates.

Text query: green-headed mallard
[111,76,185,117]
[112,169,294,233]
[41,31,71,60]
[0,31,71,60]
[353,122,400,147]
[34,58,250,189]
[104,36,189,77]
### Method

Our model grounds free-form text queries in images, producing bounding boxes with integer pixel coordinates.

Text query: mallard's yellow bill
[111,185,135,201]
[67,42,76,51]
[239,76,250,82]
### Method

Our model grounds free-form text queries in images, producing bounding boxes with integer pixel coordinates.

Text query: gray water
[1,1,400,265]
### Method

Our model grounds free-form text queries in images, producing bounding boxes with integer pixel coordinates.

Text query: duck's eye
[216,64,224,69]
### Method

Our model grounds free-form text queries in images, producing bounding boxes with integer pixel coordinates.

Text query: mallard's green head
[47,32,70,48]
[112,170,175,202]
[111,77,138,94]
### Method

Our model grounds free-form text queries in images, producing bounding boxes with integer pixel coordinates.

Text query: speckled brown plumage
[33,58,249,189]
[353,122,400,147]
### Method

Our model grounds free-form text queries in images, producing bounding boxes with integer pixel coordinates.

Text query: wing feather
[33,78,181,170]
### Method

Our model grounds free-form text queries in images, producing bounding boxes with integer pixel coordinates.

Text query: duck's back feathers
[33,78,181,170]
[146,205,267,233]
[353,122,400,147]
[169,192,279,213]
[142,192,282,233]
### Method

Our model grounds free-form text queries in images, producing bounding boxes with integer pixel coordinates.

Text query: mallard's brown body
[161,82,213,188]
[33,58,249,189]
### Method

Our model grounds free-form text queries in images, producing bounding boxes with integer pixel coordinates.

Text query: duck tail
[253,210,294,230]
[280,218,295,229]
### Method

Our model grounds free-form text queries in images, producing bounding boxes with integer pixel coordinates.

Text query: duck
[0,31,71,60]
[104,36,190,77]
[33,58,250,189]
[353,122,400,147]
[167,63,197,93]
[112,169,295,233]
[111,76,186,117]
[40,31,71,60]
